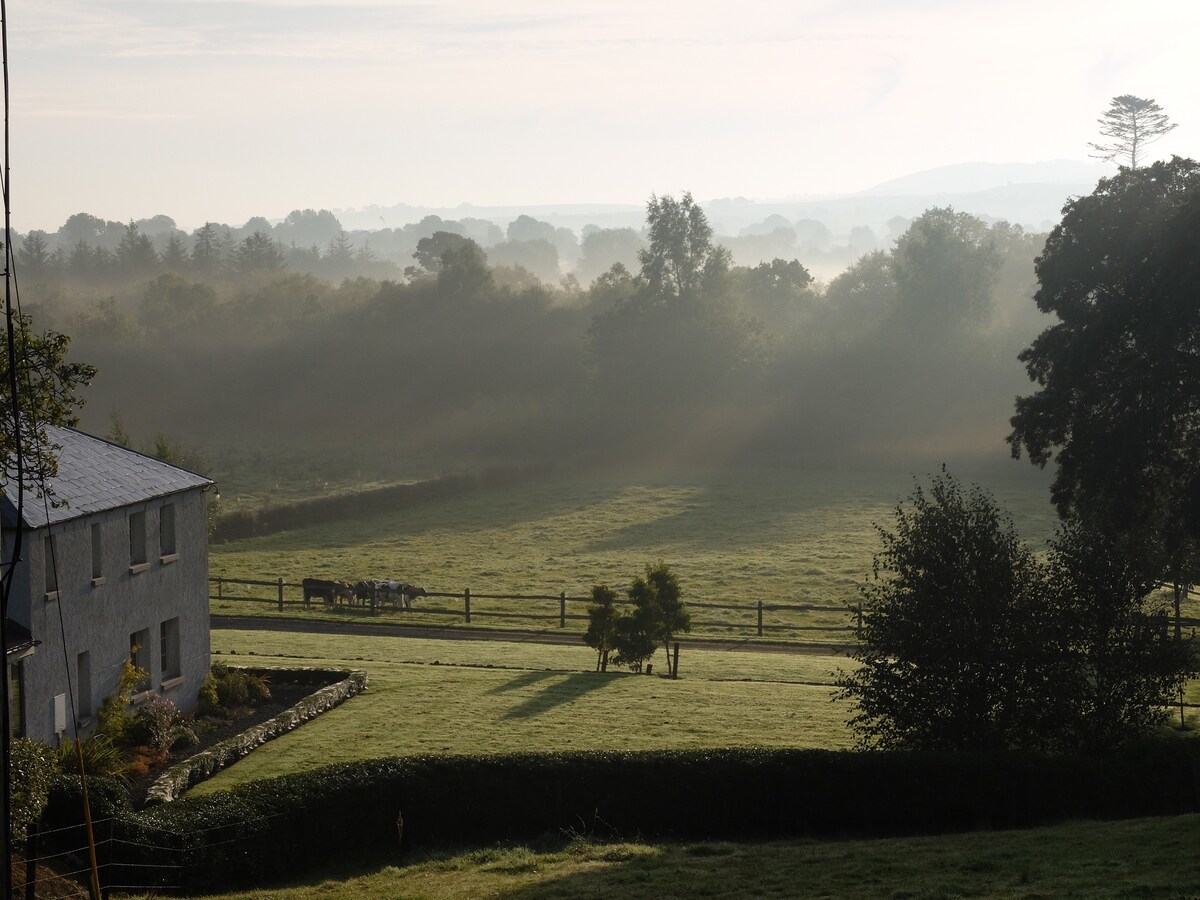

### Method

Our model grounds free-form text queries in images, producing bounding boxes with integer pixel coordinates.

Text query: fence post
[856,602,863,632]
[277,577,284,612]
[217,576,223,600]
[757,600,763,637]
[24,824,37,900]
[672,642,680,679]
[560,591,566,628]
[464,588,471,623]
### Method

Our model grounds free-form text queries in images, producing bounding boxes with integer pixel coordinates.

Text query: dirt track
[211,615,850,656]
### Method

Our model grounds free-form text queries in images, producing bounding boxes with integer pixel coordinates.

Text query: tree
[115,220,159,276]
[233,231,286,276]
[837,470,1073,751]
[191,222,227,277]
[1048,517,1195,747]
[1008,158,1200,606]
[890,207,1001,332]
[411,231,472,275]
[638,192,730,302]
[837,469,1195,752]
[1090,95,1177,169]
[435,238,493,299]
[583,584,620,672]
[611,563,691,675]
[0,316,97,490]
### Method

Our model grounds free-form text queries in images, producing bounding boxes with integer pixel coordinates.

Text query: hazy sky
[12,0,1199,231]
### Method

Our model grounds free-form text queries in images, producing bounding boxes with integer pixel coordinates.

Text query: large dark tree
[1008,158,1200,607]
[638,192,730,303]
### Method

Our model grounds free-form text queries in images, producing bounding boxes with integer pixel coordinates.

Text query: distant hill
[856,160,1114,197]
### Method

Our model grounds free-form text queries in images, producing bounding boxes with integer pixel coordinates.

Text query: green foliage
[9,738,58,840]
[1,314,97,488]
[610,563,691,673]
[583,584,620,672]
[55,733,131,782]
[839,469,1197,753]
[97,657,151,745]
[638,192,730,302]
[838,469,1069,751]
[1009,157,1200,595]
[203,663,272,718]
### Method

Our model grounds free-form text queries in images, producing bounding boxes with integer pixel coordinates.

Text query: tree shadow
[485,670,559,696]
[499,672,624,720]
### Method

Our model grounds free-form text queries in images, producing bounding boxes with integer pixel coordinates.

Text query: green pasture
[210,466,1091,639]
[191,629,853,796]
[193,813,1200,900]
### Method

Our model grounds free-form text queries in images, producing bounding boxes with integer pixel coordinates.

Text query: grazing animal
[302,577,351,606]
[399,584,427,609]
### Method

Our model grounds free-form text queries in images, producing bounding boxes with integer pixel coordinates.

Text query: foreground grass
[190,813,1200,899]
[193,629,852,795]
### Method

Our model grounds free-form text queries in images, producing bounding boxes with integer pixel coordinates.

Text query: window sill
[43,590,59,602]
[90,576,106,588]
[160,675,184,692]
[129,563,151,575]
[160,553,179,565]
[130,689,155,705]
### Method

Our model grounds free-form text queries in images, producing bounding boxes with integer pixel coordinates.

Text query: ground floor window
[160,618,180,681]
[130,628,152,693]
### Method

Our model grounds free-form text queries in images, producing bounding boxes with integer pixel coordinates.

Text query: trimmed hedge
[121,740,1200,893]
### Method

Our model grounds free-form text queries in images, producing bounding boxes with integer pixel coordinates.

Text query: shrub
[56,734,131,783]
[97,658,151,745]
[9,738,58,840]
[129,695,198,753]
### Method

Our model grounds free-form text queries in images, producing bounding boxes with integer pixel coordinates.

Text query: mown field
[209,465,1090,636]
[193,813,1200,899]
[193,629,853,796]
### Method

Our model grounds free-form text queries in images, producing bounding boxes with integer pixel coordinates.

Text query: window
[159,503,177,559]
[129,511,147,570]
[160,618,180,681]
[91,522,103,582]
[77,652,92,719]
[130,629,151,693]
[8,660,24,739]
[43,535,57,597]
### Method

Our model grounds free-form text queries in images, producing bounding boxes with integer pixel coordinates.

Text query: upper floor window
[43,535,57,597]
[91,522,103,582]
[129,511,147,568]
[159,503,177,559]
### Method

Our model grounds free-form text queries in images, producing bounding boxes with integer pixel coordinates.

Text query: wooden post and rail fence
[208,575,864,643]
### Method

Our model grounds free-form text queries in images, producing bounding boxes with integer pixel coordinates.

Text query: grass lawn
[192,629,854,795]
[189,813,1200,899]
[210,467,1063,605]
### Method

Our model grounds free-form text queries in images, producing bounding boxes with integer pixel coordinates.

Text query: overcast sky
[11,0,1198,231]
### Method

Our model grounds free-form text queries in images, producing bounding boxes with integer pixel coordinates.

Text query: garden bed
[138,667,367,806]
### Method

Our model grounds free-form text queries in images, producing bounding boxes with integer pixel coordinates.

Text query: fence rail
[209,575,858,641]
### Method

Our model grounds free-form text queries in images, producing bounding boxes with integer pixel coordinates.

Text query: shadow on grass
[486,670,560,695]
[500,672,624,720]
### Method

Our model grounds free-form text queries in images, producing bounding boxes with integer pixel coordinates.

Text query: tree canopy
[1008,157,1200,592]
[1090,95,1177,169]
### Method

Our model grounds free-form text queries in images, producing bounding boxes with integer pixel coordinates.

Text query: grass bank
[192,812,1200,899]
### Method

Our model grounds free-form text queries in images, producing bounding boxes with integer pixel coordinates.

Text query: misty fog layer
[19,204,1049,474]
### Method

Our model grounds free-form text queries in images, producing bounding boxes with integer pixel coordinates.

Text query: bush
[10,738,58,840]
[56,734,131,783]
[97,658,151,745]
[129,695,198,753]
[203,664,273,717]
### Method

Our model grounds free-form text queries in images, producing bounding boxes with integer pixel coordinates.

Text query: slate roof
[0,426,212,529]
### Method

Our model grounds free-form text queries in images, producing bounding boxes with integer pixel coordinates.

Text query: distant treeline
[15,206,900,288]
[28,198,1050,471]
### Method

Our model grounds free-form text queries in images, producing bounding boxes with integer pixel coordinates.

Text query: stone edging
[144,667,368,805]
